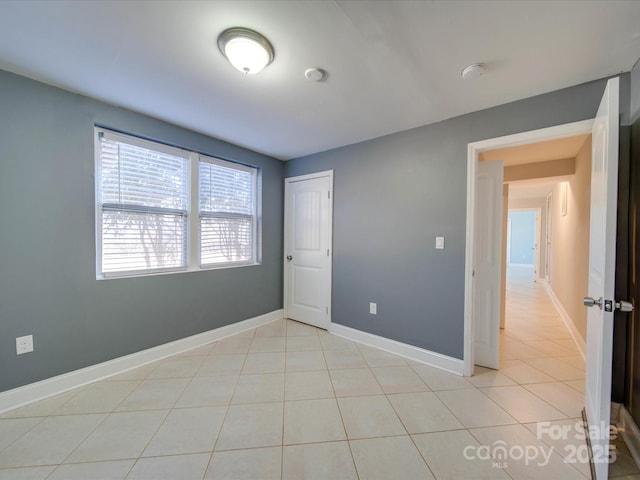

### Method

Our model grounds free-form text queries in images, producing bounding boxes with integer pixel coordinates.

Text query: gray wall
[285,76,625,359]
[0,70,284,392]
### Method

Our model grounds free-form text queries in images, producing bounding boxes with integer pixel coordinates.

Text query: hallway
[499,277,640,478]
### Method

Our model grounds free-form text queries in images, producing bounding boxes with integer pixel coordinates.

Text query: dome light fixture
[218,27,274,75]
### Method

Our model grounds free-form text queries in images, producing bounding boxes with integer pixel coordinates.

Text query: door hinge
[327,248,330,256]
[328,191,331,199]
[326,306,329,314]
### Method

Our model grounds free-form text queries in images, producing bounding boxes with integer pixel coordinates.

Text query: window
[96,128,259,278]
[199,158,257,265]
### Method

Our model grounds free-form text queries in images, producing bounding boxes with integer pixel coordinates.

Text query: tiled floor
[0,278,638,479]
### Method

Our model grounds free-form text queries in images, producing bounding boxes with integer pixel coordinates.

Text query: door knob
[286,255,292,261]
[615,300,634,312]
[584,297,603,309]
[584,296,634,312]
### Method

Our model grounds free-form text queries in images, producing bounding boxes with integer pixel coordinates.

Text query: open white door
[284,171,333,330]
[473,160,504,369]
[583,76,619,480]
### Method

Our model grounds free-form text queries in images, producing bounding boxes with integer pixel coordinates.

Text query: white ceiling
[0,1,639,160]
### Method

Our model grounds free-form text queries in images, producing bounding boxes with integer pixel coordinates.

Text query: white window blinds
[199,157,257,265]
[97,131,189,275]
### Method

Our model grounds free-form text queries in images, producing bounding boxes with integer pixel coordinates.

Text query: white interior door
[284,171,333,330]
[473,160,504,369]
[584,76,619,480]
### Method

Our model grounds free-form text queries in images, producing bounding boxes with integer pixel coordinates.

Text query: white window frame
[95,127,261,279]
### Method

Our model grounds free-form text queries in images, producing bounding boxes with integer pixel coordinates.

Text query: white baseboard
[542,280,586,360]
[0,309,283,414]
[616,404,640,471]
[329,323,465,376]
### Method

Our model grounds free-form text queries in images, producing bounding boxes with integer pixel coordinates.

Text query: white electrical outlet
[369,302,377,315]
[16,335,33,355]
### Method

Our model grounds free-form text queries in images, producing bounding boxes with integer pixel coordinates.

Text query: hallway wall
[549,137,592,342]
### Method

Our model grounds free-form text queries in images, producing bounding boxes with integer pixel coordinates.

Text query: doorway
[464,119,594,375]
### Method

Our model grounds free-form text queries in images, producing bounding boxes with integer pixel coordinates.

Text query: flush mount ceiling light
[218,27,274,75]
[461,63,486,80]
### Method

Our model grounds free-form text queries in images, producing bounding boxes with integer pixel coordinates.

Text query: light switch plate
[369,302,377,315]
[435,236,445,250]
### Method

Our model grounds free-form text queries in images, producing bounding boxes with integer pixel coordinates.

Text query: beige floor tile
[524,357,585,381]
[481,385,567,423]
[115,378,189,411]
[413,429,510,479]
[249,336,286,353]
[522,339,570,357]
[147,356,206,379]
[215,402,283,450]
[523,418,591,478]
[48,460,134,480]
[318,333,359,351]
[56,381,139,414]
[254,319,287,337]
[285,351,327,371]
[0,414,105,467]
[350,436,434,479]
[359,346,407,367]
[242,352,285,374]
[209,336,252,354]
[286,320,320,336]
[282,442,358,480]
[435,389,516,428]
[175,375,237,408]
[231,373,285,404]
[470,424,588,479]
[324,349,367,369]
[286,335,322,351]
[337,395,406,439]
[284,398,346,444]
[371,366,429,394]
[0,417,42,451]
[143,406,226,456]
[197,354,246,376]
[67,410,167,463]
[499,360,557,384]
[388,391,463,434]
[501,339,547,360]
[128,453,210,480]
[554,355,587,370]
[564,379,585,394]
[284,371,335,401]
[104,364,157,382]
[0,466,56,479]
[468,366,517,388]
[0,390,80,419]
[411,364,474,391]
[524,382,585,418]
[207,447,281,480]
[329,368,383,397]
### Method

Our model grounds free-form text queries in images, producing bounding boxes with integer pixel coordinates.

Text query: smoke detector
[461,63,486,80]
[304,68,326,82]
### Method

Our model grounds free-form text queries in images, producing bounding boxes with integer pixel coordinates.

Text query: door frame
[463,119,594,376]
[283,170,334,326]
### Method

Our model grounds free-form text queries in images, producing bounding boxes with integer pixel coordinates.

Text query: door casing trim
[464,119,594,376]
